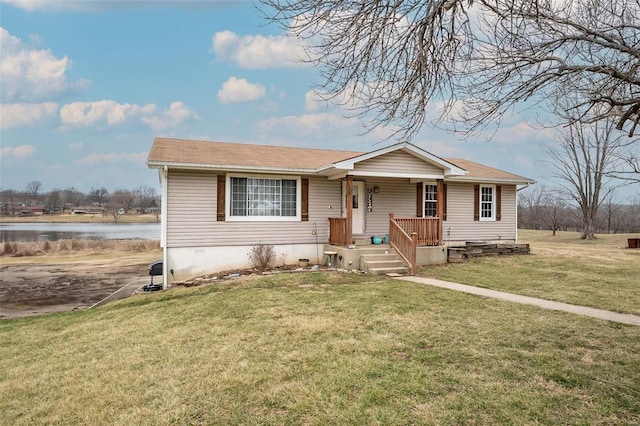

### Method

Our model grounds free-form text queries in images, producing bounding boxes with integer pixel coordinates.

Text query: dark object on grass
[142,283,163,292]
[147,260,163,291]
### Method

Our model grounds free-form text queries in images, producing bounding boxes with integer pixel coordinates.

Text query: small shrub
[249,243,275,271]
[54,240,65,252]
[43,241,51,252]
[1,242,16,256]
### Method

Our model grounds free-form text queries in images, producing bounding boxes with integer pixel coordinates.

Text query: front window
[480,185,495,221]
[424,184,437,217]
[230,176,298,220]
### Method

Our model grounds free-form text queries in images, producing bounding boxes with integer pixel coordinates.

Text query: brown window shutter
[416,182,423,217]
[496,185,502,221]
[443,183,448,221]
[473,184,480,221]
[217,174,226,221]
[301,178,309,221]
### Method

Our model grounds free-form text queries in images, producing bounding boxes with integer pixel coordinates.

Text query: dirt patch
[0,261,149,320]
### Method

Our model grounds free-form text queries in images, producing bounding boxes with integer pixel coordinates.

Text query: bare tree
[132,185,157,209]
[546,117,626,239]
[607,138,640,183]
[46,190,62,214]
[518,185,545,229]
[261,0,640,140]
[107,189,135,222]
[598,193,622,233]
[540,191,568,236]
[62,187,83,209]
[25,181,42,196]
[518,185,568,234]
[88,187,110,206]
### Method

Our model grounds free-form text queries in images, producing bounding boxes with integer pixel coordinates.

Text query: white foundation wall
[166,244,325,282]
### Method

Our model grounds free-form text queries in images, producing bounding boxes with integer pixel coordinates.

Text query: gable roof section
[321,142,466,178]
[147,138,362,173]
[445,158,535,184]
[147,138,534,184]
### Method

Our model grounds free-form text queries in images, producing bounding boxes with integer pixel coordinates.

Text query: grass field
[420,230,640,315]
[2,269,639,424]
[0,239,160,260]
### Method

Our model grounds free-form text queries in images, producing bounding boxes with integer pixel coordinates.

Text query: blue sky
[1,0,634,201]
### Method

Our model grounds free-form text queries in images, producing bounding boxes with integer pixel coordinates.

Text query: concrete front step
[368,266,410,275]
[360,253,399,262]
[361,252,410,275]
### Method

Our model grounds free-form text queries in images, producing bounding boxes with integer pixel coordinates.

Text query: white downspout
[515,183,532,242]
[160,166,169,289]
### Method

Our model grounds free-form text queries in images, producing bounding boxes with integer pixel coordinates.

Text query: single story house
[147,138,534,287]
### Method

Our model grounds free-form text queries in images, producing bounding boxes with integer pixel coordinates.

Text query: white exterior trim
[338,170,445,179]
[479,184,496,222]
[160,166,169,289]
[448,176,536,185]
[321,142,467,177]
[148,161,316,175]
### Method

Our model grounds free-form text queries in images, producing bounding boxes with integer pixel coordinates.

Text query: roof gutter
[147,161,318,175]
[448,176,536,186]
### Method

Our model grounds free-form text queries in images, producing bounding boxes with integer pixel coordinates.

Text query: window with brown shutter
[442,183,447,221]
[301,178,309,222]
[416,182,423,217]
[496,185,502,221]
[474,184,480,221]
[217,174,226,221]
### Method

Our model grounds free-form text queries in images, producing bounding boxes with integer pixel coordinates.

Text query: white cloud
[0,0,228,11]
[0,102,58,129]
[259,112,361,137]
[212,30,308,69]
[304,90,327,112]
[0,27,87,102]
[414,139,465,158]
[489,121,554,145]
[141,101,200,132]
[217,77,266,104]
[59,100,198,131]
[74,152,147,166]
[60,100,157,127]
[69,142,83,150]
[0,144,36,159]
[0,0,79,11]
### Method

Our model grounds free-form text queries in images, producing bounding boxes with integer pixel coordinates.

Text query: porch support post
[436,179,444,245]
[346,175,353,245]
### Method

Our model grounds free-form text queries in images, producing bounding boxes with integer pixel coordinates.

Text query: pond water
[0,223,161,242]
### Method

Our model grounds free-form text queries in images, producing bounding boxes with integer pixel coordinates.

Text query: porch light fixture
[373,186,380,193]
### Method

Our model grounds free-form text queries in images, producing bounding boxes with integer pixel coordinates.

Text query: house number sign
[368,188,373,212]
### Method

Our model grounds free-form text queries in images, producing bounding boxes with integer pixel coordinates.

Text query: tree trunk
[582,211,596,239]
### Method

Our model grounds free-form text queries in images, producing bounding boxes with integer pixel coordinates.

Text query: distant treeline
[518,190,640,234]
[0,181,160,217]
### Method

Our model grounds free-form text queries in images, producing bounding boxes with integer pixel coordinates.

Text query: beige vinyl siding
[360,177,416,236]
[444,182,517,242]
[166,171,340,248]
[354,150,443,175]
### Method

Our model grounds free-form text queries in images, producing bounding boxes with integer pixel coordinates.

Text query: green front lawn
[2,272,639,425]
[422,230,640,315]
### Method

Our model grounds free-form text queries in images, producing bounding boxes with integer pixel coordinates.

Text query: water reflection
[0,223,160,242]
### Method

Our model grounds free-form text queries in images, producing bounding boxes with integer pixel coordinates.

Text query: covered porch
[317,144,464,274]
[328,213,444,275]
[326,175,447,274]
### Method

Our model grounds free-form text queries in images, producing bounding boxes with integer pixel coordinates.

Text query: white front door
[343,180,365,235]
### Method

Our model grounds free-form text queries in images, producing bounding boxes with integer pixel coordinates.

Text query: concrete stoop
[361,252,410,275]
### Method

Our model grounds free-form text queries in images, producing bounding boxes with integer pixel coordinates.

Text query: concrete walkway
[396,276,640,326]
